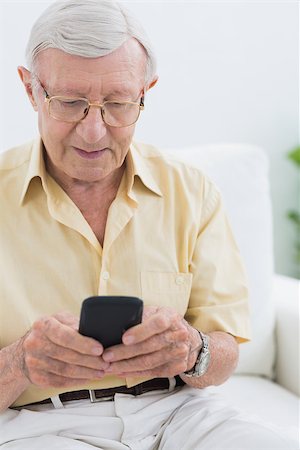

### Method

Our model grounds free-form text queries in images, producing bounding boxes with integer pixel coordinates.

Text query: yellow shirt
[0,138,250,407]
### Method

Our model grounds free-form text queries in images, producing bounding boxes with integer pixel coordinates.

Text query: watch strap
[183,330,210,377]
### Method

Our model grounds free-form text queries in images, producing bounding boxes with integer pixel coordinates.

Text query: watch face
[183,332,210,378]
[196,350,211,376]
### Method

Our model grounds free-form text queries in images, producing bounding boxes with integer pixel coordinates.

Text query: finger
[117,359,188,379]
[29,370,99,389]
[103,328,188,362]
[26,354,105,381]
[122,312,179,344]
[32,317,103,356]
[43,341,109,371]
[106,341,189,374]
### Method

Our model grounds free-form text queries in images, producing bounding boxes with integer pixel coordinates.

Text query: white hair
[26,0,157,84]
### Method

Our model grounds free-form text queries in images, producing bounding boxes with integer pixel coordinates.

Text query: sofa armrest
[273,274,299,396]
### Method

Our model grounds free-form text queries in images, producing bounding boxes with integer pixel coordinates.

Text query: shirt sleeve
[185,177,251,343]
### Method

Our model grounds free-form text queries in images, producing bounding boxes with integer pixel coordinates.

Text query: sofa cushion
[211,375,299,443]
[165,145,275,378]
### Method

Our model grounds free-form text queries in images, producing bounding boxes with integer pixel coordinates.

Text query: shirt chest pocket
[140,271,193,316]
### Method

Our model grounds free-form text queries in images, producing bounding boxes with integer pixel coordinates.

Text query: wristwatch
[183,330,211,377]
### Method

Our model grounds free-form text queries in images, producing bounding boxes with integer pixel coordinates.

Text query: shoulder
[132,141,202,182]
[0,140,36,204]
[0,140,34,172]
[132,141,220,202]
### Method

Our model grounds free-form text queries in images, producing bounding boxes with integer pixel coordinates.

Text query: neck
[45,157,125,207]
[54,166,125,203]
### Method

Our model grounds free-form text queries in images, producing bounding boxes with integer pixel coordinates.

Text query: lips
[73,147,107,160]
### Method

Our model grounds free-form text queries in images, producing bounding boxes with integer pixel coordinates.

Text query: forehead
[35,39,147,97]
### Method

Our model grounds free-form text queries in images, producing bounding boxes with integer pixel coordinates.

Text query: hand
[19,312,109,388]
[102,306,202,378]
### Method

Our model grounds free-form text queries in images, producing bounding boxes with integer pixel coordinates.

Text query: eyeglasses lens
[49,98,140,127]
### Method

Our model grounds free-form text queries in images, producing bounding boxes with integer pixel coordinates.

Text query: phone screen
[79,295,143,348]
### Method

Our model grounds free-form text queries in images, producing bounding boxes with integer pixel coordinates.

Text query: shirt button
[102,271,110,280]
[175,275,184,285]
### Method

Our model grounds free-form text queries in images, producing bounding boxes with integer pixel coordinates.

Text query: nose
[75,105,107,144]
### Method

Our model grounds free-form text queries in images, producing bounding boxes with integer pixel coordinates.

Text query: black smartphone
[79,296,143,348]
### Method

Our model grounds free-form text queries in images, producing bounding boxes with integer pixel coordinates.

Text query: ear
[146,75,159,92]
[17,66,38,111]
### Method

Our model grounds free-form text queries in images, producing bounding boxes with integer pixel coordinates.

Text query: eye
[61,99,81,106]
[108,102,124,107]
[106,102,129,111]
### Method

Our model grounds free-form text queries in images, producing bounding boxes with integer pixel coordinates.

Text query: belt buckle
[88,389,114,403]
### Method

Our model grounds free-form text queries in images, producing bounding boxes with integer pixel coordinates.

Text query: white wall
[0,0,299,278]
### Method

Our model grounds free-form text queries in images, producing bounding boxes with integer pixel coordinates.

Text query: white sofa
[166,144,299,444]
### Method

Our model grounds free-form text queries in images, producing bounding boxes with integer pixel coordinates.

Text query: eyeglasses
[35,77,145,127]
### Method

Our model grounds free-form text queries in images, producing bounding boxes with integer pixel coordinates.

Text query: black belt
[22,376,185,407]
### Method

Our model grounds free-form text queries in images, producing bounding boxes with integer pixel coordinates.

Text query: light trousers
[0,385,298,450]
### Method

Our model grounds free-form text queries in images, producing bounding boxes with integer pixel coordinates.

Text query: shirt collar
[19,137,48,206]
[19,138,163,206]
[127,141,162,198]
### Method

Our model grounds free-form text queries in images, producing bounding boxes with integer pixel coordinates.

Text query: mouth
[73,147,108,160]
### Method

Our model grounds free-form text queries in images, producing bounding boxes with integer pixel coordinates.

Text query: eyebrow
[104,89,137,100]
[52,87,87,97]
[50,87,136,100]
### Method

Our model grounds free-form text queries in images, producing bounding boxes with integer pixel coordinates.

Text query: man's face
[22,39,148,186]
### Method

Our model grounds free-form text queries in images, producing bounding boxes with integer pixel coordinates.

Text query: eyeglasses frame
[33,75,145,128]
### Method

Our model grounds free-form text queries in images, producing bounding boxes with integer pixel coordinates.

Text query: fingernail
[92,346,102,355]
[104,351,114,361]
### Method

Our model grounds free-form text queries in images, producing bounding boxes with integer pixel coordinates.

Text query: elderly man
[0,1,296,449]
